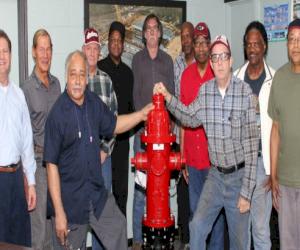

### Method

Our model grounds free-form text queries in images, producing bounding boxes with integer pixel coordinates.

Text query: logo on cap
[84,28,100,45]
[210,34,231,54]
[194,22,210,40]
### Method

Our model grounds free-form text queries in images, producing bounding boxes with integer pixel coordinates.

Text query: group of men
[154,17,300,250]
[0,11,300,250]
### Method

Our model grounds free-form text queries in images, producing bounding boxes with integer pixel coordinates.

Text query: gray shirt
[132,47,174,110]
[22,69,61,148]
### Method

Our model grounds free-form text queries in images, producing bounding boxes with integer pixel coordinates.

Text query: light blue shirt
[0,82,36,185]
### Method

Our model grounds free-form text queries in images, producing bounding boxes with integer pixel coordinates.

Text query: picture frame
[292,0,300,20]
[84,0,186,65]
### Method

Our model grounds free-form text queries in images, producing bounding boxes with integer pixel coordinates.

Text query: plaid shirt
[173,53,187,142]
[174,53,187,97]
[167,75,259,200]
[88,68,118,155]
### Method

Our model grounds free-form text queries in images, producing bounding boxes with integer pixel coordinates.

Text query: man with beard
[131,14,174,250]
[235,21,275,249]
[180,22,224,249]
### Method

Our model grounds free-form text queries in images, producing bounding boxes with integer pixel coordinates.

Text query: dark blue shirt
[44,89,117,224]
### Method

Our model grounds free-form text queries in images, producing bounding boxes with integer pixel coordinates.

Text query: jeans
[92,156,112,250]
[190,167,249,250]
[188,166,225,250]
[247,156,272,250]
[132,133,146,243]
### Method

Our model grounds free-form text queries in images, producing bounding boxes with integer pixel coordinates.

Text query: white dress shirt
[0,82,36,185]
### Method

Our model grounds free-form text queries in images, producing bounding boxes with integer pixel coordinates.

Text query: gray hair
[64,50,89,83]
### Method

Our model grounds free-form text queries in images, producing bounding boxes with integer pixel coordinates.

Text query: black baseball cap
[109,21,125,40]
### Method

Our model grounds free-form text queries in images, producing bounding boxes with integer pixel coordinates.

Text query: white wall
[186,0,290,70]
[260,0,290,70]
[0,0,19,84]
[28,0,84,88]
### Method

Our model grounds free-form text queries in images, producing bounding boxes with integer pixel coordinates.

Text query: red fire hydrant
[131,94,185,249]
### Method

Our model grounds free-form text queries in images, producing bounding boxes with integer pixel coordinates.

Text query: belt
[215,161,245,174]
[0,162,20,173]
[34,145,44,153]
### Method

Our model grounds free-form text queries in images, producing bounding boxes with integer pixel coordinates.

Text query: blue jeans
[132,134,146,243]
[92,156,112,250]
[190,167,249,250]
[247,156,272,250]
[188,166,225,250]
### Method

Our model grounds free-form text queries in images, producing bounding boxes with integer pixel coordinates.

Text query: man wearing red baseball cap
[179,22,224,249]
[268,18,300,249]
[154,34,259,249]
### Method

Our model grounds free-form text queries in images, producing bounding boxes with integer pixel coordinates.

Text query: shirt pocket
[230,114,242,141]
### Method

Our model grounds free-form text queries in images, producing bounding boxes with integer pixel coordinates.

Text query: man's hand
[100,150,108,164]
[237,196,250,213]
[264,175,272,191]
[182,168,189,184]
[271,177,281,211]
[55,211,68,246]
[27,185,36,211]
[140,103,154,121]
[153,82,172,103]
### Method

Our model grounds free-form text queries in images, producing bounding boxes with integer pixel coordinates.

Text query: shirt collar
[31,67,54,89]
[143,47,162,61]
[63,88,93,109]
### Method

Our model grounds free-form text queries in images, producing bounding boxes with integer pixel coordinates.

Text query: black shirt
[98,56,134,140]
[98,56,134,115]
[44,89,116,224]
[244,68,266,96]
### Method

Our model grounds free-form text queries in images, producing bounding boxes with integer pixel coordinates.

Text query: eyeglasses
[288,37,300,46]
[210,52,230,63]
[146,25,159,33]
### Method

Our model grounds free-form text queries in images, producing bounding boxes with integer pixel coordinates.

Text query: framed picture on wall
[263,3,289,42]
[84,0,186,66]
[293,0,300,19]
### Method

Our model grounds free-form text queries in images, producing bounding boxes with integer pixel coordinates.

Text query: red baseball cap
[210,35,231,54]
[84,28,100,45]
[194,22,211,40]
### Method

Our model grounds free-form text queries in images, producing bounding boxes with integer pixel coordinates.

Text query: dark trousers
[172,143,190,244]
[111,138,130,216]
[0,167,31,247]
[177,175,190,244]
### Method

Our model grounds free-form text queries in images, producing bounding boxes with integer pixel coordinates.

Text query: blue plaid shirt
[88,68,118,155]
[167,75,259,200]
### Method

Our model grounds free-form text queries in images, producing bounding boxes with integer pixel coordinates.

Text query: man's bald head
[181,22,194,34]
[180,22,194,56]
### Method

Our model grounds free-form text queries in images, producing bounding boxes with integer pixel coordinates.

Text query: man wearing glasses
[268,18,300,249]
[179,22,224,249]
[131,13,174,250]
[154,35,259,250]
